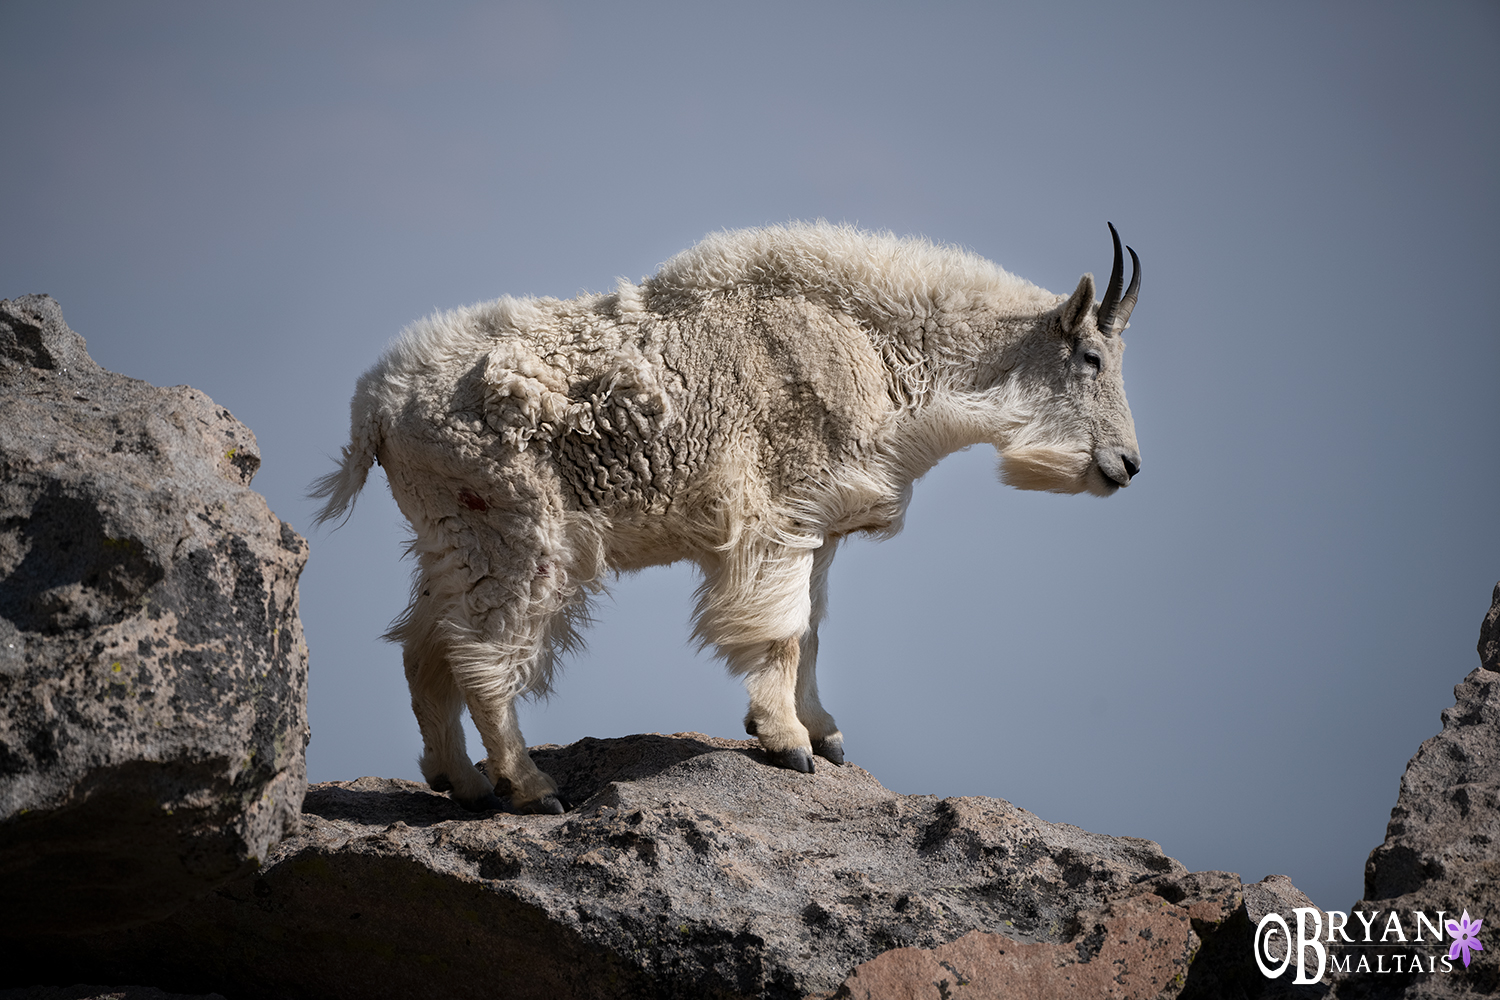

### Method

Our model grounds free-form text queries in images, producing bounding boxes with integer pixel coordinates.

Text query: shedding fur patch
[482,343,592,449]
[480,343,673,451]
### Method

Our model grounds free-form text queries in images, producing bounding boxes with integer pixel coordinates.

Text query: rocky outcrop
[1480,582,1499,674]
[0,296,309,944]
[31,732,1316,1000]
[1327,582,1500,999]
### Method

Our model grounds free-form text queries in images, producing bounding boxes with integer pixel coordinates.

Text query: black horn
[1096,222,1141,336]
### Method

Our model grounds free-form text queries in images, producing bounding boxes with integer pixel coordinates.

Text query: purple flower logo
[1447,910,1484,969]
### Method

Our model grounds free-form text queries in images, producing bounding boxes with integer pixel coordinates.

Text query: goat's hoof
[427,773,453,793]
[812,737,845,766]
[518,794,567,815]
[457,791,505,813]
[769,747,815,773]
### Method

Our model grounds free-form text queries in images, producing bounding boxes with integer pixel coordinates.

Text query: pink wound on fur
[458,490,488,511]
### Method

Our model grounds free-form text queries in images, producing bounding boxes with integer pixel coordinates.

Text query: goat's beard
[998,446,1094,495]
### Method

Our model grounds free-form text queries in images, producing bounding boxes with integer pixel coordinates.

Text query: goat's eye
[1083,349,1102,370]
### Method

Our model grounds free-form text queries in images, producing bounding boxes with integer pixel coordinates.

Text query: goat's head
[998,222,1142,497]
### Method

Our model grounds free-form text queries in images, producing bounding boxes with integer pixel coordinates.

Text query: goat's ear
[1060,273,1095,335]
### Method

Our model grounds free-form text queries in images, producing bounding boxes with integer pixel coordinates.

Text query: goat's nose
[1122,454,1141,479]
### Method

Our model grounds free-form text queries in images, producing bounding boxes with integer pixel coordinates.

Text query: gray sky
[3,1,1496,912]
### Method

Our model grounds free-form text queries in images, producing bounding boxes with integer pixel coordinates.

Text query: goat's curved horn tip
[1097,222,1127,335]
[1115,245,1141,332]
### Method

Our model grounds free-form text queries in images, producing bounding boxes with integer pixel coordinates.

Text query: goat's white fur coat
[315,222,1142,812]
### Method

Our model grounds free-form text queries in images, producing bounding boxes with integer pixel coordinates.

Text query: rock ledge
[35,732,1311,1000]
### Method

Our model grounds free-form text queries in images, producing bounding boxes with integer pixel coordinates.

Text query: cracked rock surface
[0,295,309,945]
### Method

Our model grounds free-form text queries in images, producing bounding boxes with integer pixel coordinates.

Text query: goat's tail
[309,397,381,527]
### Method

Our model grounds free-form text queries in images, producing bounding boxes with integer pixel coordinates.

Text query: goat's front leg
[796,537,844,765]
[696,538,822,772]
[740,635,817,772]
[794,624,844,766]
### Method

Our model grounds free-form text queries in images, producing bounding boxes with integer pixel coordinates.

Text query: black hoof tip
[428,773,453,793]
[813,738,845,766]
[457,792,505,813]
[770,747,815,773]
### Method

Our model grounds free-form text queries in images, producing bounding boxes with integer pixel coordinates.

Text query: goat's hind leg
[445,544,584,815]
[401,601,501,811]
[458,671,566,815]
[412,614,568,815]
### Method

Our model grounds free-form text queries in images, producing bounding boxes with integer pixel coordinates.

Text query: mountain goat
[314,222,1143,814]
